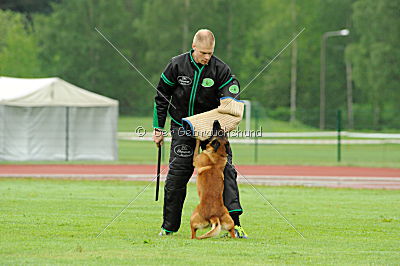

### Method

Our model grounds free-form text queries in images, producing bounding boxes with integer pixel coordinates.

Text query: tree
[348,0,400,128]
[35,0,145,114]
[290,0,298,123]
[0,10,43,77]
[5,0,393,129]
[0,0,60,14]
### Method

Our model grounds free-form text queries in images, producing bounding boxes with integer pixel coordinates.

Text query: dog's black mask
[209,120,230,153]
[211,139,221,152]
[225,142,231,154]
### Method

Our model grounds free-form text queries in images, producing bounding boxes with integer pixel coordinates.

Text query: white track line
[2,174,399,182]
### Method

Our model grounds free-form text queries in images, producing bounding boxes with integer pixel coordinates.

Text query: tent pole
[66,107,69,161]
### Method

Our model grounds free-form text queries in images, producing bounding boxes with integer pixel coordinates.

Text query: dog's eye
[211,139,220,152]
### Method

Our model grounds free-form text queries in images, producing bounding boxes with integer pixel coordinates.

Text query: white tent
[0,77,118,161]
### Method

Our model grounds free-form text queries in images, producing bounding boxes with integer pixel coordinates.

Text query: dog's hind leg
[221,213,236,238]
[197,216,221,239]
[191,226,197,239]
[190,209,209,239]
[228,227,236,238]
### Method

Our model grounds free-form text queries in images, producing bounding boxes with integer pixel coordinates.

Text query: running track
[1,165,400,189]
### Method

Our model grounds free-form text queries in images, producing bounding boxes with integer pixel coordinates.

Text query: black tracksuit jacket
[153,49,240,129]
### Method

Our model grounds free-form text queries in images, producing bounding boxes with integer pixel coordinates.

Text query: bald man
[153,29,247,238]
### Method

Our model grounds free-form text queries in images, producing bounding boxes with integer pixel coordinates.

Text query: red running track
[1,164,400,189]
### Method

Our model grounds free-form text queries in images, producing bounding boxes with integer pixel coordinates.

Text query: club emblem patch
[228,84,239,94]
[174,144,193,157]
[202,78,214,87]
[178,76,192,85]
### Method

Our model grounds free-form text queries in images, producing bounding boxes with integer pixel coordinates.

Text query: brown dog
[190,120,236,239]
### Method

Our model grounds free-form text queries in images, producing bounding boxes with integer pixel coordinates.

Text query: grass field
[118,116,318,133]
[1,116,398,167]
[118,140,400,168]
[119,116,400,133]
[118,116,400,168]
[1,178,399,264]
[1,140,398,167]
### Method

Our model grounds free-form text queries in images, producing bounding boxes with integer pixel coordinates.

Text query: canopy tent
[0,77,118,161]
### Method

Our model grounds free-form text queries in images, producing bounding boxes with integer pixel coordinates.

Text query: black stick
[155,144,161,201]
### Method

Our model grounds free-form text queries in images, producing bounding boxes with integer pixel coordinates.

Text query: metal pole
[319,35,327,130]
[337,110,342,162]
[345,60,354,129]
[242,100,251,133]
[290,0,298,123]
[254,107,259,164]
[319,29,350,130]
[65,107,69,161]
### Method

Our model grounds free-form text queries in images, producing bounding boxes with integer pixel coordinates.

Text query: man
[153,29,247,238]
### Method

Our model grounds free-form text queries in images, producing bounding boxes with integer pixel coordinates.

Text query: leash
[155,144,161,201]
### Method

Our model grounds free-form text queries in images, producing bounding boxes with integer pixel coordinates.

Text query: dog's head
[206,120,230,157]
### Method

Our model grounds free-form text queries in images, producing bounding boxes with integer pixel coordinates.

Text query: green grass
[1,116,399,167]
[118,116,317,132]
[118,116,400,133]
[115,116,400,168]
[117,140,400,168]
[1,141,398,168]
[1,178,399,264]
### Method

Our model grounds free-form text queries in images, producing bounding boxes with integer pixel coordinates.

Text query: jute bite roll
[182,97,244,140]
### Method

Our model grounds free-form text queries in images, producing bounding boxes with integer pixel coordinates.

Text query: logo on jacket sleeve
[228,84,239,94]
[178,76,192,85]
[201,78,214,87]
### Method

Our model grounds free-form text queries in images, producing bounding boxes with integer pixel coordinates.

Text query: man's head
[192,29,215,65]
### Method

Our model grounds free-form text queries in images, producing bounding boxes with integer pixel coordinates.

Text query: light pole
[319,29,349,130]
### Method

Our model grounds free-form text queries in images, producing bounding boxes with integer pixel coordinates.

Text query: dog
[190,120,236,239]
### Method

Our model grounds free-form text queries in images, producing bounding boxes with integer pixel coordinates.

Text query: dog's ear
[211,139,220,152]
[212,120,221,136]
[225,142,231,154]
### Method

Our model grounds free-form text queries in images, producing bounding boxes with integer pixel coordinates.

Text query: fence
[118,105,400,167]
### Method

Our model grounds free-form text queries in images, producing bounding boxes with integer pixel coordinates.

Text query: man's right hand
[153,129,164,147]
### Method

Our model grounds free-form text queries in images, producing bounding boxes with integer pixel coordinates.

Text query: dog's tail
[197,216,221,239]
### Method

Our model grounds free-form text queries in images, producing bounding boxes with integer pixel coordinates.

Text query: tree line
[0,0,399,129]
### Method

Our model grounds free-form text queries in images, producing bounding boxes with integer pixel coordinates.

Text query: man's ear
[211,139,220,152]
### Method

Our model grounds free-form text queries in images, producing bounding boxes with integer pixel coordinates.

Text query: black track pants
[161,125,243,232]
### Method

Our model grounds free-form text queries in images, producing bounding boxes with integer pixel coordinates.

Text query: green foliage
[0,0,60,14]
[1,0,399,128]
[0,10,43,77]
[35,0,145,114]
[348,0,400,129]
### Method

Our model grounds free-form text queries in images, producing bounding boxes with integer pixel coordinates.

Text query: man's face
[192,42,214,65]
